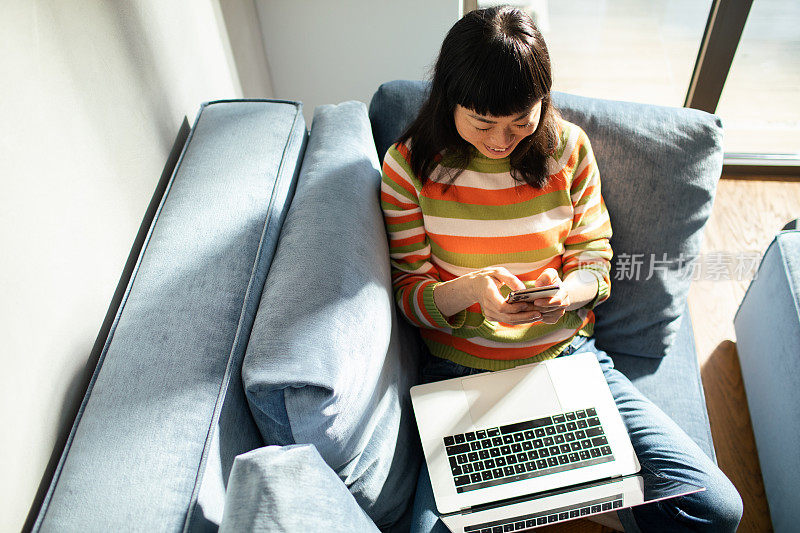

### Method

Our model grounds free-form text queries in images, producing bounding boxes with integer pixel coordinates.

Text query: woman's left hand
[530,268,570,324]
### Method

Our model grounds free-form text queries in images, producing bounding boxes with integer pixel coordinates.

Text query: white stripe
[430,167,520,190]
[572,193,600,216]
[423,205,573,238]
[390,226,426,241]
[384,153,419,192]
[547,126,580,175]
[391,257,435,276]
[463,327,577,349]
[381,179,417,205]
[570,168,599,203]
[568,214,607,238]
[430,257,556,278]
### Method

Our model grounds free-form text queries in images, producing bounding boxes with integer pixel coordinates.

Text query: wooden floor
[544,176,800,532]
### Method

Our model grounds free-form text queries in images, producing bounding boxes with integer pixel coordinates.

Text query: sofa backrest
[34,100,307,532]
[369,80,723,359]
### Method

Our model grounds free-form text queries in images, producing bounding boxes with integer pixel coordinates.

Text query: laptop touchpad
[461,365,562,429]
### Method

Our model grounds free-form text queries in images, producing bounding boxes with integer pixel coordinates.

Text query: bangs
[447,38,549,117]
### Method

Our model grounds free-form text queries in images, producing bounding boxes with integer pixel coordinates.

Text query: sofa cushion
[242,101,423,528]
[369,80,723,358]
[34,100,307,532]
[220,445,379,532]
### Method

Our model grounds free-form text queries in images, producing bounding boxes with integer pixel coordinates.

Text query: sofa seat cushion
[242,101,423,529]
[611,307,716,462]
[220,445,379,532]
[369,80,723,359]
[34,100,307,532]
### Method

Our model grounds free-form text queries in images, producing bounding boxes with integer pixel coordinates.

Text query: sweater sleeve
[562,129,613,309]
[380,143,467,329]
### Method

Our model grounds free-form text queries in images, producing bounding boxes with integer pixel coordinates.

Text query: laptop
[410,351,704,531]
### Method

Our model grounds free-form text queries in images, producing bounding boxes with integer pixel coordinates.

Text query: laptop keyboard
[444,408,614,493]
[464,494,624,532]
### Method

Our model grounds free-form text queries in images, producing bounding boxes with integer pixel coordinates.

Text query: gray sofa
[33,80,725,532]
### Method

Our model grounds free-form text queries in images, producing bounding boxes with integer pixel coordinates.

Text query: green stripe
[386,219,424,232]
[420,190,570,220]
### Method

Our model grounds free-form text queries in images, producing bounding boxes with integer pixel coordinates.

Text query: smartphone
[506,283,561,304]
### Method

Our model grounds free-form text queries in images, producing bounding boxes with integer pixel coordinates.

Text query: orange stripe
[428,226,565,255]
[383,163,417,198]
[423,330,564,360]
[381,191,416,210]
[385,211,423,224]
[391,233,426,248]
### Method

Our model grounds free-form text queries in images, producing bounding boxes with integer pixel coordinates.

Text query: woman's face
[453,99,542,159]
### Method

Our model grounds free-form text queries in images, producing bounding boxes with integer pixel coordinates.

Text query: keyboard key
[549,446,560,455]
[517,452,527,462]
[515,464,525,474]
[575,430,586,439]
[564,432,575,442]
[454,475,470,486]
[511,443,522,453]
[458,454,468,464]
[471,473,482,483]
[524,430,534,439]
[580,506,590,516]
[468,452,479,461]
[513,432,524,442]
[466,432,476,441]
[452,465,462,475]
[570,442,582,452]
[496,457,506,466]
[500,445,511,455]
[504,466,515,476]
[444,436,454,446]
[600,446,613,456]
[525,461,537,471]
[481,439,493,449]
[507,455,517,465]
[577,420,588,429]
[553,414,566,423]
[535,428,546,437]
[590,448,601,458]
[579,450,590,460]
[532,438,543,447]
[490,448,501,457]
[503,435,514,444]
[591,505,602,513]
[581,440,593,449]
[522,441,533,451]
[555,434,565,444]
[493,468,504,478]
[484,458,495,468]
[602,502,612,511]
[585,426,605,438]
[455,434,465,443]
[500,416,552,434]
[560,444,571,454]
[447,443,471,455]
[480,450,489,459]
[559,512,569,520]
[558,455,569,465]
[588,417,601,427]
[576,410,587,418]
[546,426,556,435]
[470,442,481,451]
[493,437,503,446]
[449,457,458,468]
[539,448,549,457]
[566,422,577,431]
[476,430,487,439]
[568,452,579,462]
[566,412,576,421]
[613,499,623,508]
[591,436,608,447]
[463,464,473,473]
[570,509,580,518]
[587,408,597,416]
[543,437,554,446]
[482,470,493,481]
[474,461,484,471]
[536,459,548,469]
[556,424,566,433]
[487,428,500,437]
[528,449,538,459]
[547,457,558,467]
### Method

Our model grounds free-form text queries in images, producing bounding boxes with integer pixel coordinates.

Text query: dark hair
[397,6,559,189]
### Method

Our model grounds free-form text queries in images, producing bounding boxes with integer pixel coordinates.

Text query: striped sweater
[380,118,612,370]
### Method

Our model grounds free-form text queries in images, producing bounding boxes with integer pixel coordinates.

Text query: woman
[380,6,743,532]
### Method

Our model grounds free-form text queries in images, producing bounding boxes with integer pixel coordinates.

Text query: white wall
[0,1,271,530]
[255,0,462,124]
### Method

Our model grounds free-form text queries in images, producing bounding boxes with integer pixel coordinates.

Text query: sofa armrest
[734,228,800,532]
[220,445,379,532]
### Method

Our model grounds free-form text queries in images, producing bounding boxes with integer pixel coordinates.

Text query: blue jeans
[410,336,743,532]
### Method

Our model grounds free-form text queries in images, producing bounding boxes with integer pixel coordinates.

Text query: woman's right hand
[464,267,543,325]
